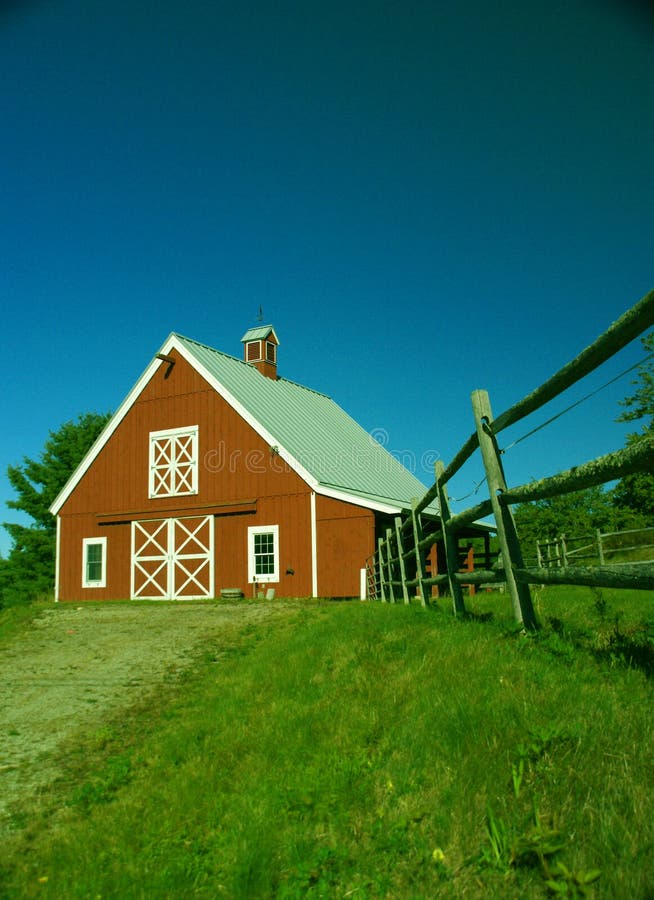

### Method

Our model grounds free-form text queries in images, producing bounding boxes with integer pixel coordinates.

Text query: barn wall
[57,352,315,601]
[58,514,132,601]
[315,495,375,598]
[214,491,313,598]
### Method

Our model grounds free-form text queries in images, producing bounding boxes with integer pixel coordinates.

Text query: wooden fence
[365,290,654,628]
[535,526,654,569]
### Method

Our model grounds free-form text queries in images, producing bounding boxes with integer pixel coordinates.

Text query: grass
[1,588,653,898]
[0,599,48,642]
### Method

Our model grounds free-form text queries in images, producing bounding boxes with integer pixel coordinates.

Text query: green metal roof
[240,325,278,343]
[176,333,434,514]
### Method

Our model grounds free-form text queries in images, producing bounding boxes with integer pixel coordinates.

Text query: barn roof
[240,325,279,343]
[50,331,437,517]
[175,333,434,514]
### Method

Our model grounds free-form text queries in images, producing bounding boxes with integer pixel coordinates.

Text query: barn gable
[51,332,432,518]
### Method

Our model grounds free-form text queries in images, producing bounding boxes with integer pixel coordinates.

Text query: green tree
[513,486,625,560]
[615,331,654,429]
[0,412,111,607]
[611,331,654,521]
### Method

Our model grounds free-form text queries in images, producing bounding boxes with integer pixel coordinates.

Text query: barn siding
[315,495,375,597]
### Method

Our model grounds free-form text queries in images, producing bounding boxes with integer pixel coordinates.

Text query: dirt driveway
[0,601,293,830]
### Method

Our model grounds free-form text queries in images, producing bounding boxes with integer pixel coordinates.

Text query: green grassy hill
[1,588,653,898]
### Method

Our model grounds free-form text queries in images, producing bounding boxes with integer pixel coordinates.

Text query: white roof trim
[49,334,410,518]
[49,353,165,515]
[313,484,406,515]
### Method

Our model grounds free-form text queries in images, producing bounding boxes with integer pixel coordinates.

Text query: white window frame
[82,536,107,588]
[149,425,199,499]
[248,525,279,584]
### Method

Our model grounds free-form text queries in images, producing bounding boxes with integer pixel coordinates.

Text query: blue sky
[1,0,653,555]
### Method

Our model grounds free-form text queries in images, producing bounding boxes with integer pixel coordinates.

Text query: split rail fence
[535,526,654,570]
[365,289,654,629]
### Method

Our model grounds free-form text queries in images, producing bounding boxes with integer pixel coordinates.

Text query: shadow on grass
[539,614,654,678]
[591,626,654,678]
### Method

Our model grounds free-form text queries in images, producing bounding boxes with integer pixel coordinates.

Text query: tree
[513,486,626,560]
[0,412,111,607]
[615,331,654,430]
[611,331,654,521]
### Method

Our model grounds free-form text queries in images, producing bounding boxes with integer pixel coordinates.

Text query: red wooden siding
[315,495,375,597]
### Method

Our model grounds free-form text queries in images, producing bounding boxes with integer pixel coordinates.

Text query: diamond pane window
[149,426,199,498]
[248,525,279,583]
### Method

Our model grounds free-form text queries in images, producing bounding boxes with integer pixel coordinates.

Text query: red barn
[50,326,434,601]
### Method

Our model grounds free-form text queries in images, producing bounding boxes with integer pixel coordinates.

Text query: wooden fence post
[394,516,410,604]
[465,544,476,596]
[377,537,387,603]
[410,499,428,607]
[561,533,568,567]
[385,527,396,603]
[471,389,538,630]
[597,529,605,566]
[435,460,467,616]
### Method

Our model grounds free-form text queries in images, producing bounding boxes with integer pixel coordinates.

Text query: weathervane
[257,304,263,323]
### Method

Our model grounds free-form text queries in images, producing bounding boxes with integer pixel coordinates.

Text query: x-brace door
[131,516,214,599]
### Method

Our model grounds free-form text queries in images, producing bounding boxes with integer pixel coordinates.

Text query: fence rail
[365,289,654,628]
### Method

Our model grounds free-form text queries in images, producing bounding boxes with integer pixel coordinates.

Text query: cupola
[241,325,280,379]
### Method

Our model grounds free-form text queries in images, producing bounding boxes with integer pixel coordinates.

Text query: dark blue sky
[2,0,653,554]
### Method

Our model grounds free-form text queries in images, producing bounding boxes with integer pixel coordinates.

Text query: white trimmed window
[248,525,279,584]
[149,426,199,498]
[82,537,107,588]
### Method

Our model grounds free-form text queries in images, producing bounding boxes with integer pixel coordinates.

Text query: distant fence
[365,290,654,629]
[534,526,654,569]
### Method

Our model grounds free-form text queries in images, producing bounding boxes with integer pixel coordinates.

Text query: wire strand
[500,350,654,455]
[449,475,487,503]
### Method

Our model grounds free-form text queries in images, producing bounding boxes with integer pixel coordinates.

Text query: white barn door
[131,516,214,600]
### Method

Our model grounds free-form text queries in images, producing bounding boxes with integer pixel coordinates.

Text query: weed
[478,801,566,874]
[512,801,566,868]
[591,588,609,621]
[544,861,602,896]
[480,804,513,872]
[511,755,525,799]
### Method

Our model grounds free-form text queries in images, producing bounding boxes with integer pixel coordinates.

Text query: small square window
[82,537,107,588]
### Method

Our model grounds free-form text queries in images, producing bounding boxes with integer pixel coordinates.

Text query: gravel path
[0,602,292,829]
